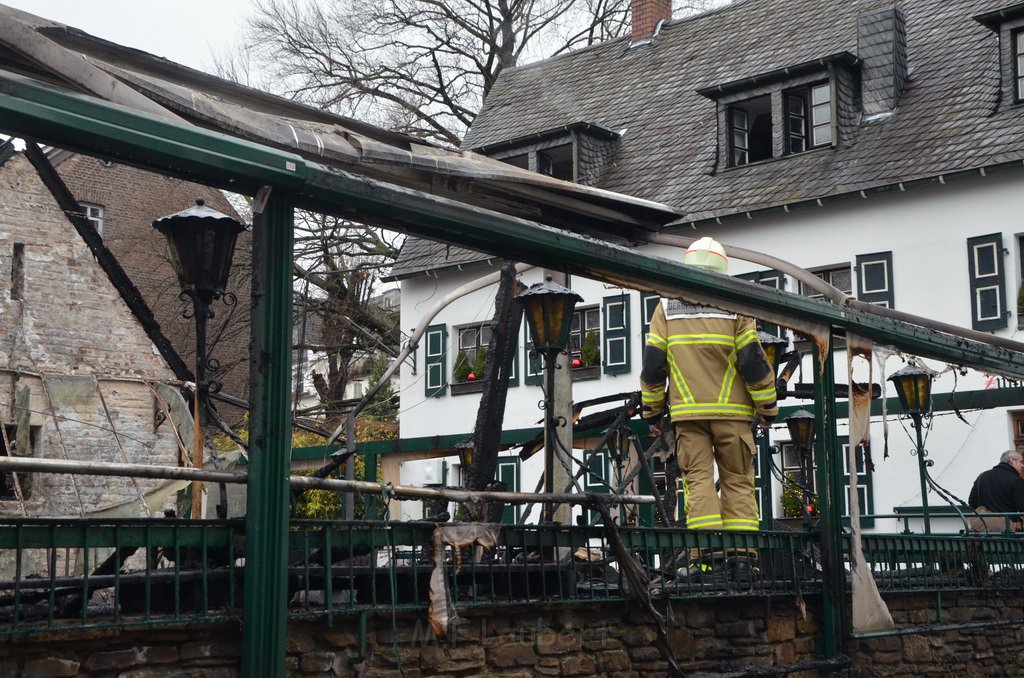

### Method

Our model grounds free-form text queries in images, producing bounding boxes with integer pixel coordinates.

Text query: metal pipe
[649,232,1024,354]
[0,457,655,507]
[913,414,931,534]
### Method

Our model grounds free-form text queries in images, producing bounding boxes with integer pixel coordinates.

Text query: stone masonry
[1,591,1023,676]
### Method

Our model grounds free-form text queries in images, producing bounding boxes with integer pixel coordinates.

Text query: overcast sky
[3,0,255,73]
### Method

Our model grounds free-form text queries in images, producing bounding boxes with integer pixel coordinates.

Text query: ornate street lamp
[153,198,244,519]
[785,409,817,529]
[516,278,582,523]
[888,364,935,533]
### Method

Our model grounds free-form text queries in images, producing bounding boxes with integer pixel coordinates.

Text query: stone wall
[3,591,1024,676]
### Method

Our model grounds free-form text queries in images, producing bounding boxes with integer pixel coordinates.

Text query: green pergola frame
[5,69,1024,673]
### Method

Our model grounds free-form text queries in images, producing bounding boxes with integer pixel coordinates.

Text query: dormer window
[467,121,620,186]
[974,5,1024,107]
[705,53,854,169]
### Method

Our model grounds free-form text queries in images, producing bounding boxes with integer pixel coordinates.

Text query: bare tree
[291,212,402,425]
[247,0,730,146]
[234,0,730,427]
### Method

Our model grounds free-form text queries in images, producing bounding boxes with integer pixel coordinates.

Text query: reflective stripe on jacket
[640,299,778,422]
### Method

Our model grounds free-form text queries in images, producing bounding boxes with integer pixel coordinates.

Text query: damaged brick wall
[2,593,1023,676]
[0,153,182,532]
[54,152,252,424]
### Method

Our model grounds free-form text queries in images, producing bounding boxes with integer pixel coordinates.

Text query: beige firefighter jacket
[640,299,778,423]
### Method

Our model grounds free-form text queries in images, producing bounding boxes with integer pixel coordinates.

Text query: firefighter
[640,237,778,582]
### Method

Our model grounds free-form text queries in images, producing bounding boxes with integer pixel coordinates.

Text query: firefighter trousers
[675,419,759,533]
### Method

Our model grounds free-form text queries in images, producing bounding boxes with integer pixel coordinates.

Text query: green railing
[0,517,1022,638]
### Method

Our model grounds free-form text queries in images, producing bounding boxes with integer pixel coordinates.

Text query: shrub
[453,349,471,383]
[581,331,600,367]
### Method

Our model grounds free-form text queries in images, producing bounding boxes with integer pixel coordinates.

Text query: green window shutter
[841,439,874,528]
[856,251,894,308]
[967,233,1007,331]
[424,324,447,397]
[641,292,660,346]
[497,455,521,523]
[737,269,784,336]
[602,294,631,375]
[524,341,542,385]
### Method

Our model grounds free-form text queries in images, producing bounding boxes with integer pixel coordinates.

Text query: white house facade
[387,0,1024,530]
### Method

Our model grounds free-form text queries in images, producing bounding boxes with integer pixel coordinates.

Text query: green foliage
[1017,282,1024,317]
[781,471,817,518]
[472,346,487,377]
[292,467,345,520]
[453,349,471,383]
[581,331,600,367]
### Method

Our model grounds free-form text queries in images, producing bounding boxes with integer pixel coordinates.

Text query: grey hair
[1001,449,1022,464]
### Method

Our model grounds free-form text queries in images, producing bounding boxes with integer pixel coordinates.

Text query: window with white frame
[728,95,772,166]
[785,82,832,154]
[1016,30,1024,103]
[799,265,852,300]
[569,306,601,369]
[80,202,104,236]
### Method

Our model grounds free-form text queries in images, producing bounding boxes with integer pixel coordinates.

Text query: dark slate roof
[390,0,1024,279]
[465,0,1024,218]
[384,238,501,281]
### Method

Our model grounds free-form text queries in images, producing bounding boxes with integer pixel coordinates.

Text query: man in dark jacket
[967,449,1024,532]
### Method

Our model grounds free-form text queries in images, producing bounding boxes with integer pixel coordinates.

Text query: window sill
[450,381,484,396]
[571,366,600,381]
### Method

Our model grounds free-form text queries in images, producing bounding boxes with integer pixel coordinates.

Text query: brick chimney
[632,0,673,43]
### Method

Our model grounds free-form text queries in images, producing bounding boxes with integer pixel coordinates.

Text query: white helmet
[683,237,728,274]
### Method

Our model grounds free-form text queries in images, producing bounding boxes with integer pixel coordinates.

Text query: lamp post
[153,198,244,519]
[888,364,934,534]
[516,278,582,523]
[785,409,817,530]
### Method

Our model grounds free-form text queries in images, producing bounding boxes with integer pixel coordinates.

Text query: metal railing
[0,517,1022,637]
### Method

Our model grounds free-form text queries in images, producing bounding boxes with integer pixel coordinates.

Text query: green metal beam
[0,71,307,193]
[813,348,847,658]
[778,387,1024,419]
[243,195,294,678]
[2,72,1024,378]
[299,169,1024,378]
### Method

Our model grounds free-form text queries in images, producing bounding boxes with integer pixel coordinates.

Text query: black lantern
[785,409,817,529]
[153,198,245,302]
[153,198,244,520]
[517,279,583,353]
[757,331,789,372]
[785,409,816,449]
[515,277,581,523]
[888,363,935,533]
[888,364,933,416]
